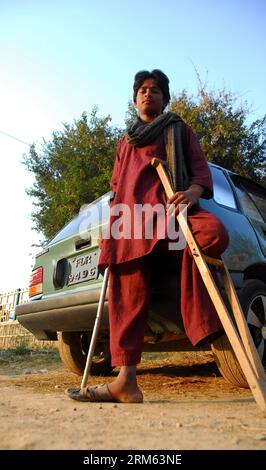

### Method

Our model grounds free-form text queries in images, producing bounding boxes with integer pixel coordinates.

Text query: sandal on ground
[66,383,143,403]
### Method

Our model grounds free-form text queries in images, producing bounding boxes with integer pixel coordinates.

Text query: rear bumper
[16,288,109,340]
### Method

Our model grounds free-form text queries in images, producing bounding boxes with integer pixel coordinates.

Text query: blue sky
[0,0,265,292]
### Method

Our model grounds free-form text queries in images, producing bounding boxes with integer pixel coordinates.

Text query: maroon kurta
[97,121,228,361]
[98,122,213,269]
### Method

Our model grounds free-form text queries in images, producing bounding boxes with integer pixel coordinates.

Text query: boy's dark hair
[133,69,170,104]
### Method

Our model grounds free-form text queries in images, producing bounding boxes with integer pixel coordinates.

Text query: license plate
[68,251,99,286]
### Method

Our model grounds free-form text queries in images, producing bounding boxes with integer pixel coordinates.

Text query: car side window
[231,176,266,223]
[210,167,237,209]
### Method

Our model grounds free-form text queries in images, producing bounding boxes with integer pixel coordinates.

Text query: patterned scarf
[125,112,189,192]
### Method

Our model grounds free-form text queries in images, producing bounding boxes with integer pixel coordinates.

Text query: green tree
[124,100,138,128]
[23,108,121,240]
[169,84,266,183]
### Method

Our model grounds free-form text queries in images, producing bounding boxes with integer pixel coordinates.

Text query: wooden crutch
[151,157,266,414]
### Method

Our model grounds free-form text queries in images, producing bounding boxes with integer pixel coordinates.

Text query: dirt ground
[0,349,266,451]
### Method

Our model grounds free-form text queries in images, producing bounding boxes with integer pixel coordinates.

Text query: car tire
[57,331,114,376]
[211,333,248,388]
[211,279,266,389]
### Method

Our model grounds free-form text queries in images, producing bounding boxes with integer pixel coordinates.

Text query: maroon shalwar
[98,122,229,366]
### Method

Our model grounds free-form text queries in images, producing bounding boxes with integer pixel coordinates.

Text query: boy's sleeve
[109,139,122,201]
[182,123,213,199]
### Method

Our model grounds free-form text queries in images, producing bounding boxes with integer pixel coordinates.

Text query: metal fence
[0,288,29,322]
[0,289,55,349]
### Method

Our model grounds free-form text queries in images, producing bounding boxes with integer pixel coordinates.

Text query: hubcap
[246,293,266,364]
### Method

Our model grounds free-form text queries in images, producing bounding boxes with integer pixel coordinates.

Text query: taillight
[29,267,43,297]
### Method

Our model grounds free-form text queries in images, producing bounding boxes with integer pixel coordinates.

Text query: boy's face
[134,78,168,122]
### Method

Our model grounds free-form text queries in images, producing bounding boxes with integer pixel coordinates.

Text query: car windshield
[49,193,110,244]
[231,176,266,223]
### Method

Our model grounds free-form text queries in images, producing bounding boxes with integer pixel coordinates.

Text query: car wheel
[57,331,114,376]
[211,279,266,389]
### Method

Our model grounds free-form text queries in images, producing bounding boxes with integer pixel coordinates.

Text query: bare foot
[107,380,143,403]
[107,365,143,403]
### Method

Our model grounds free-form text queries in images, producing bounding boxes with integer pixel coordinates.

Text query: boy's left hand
[167,184,204,216]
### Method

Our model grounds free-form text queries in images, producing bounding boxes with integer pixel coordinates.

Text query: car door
[229,175,266,258]
[200,166,264,280]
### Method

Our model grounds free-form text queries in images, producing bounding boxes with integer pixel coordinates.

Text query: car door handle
[75,235,92,250]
